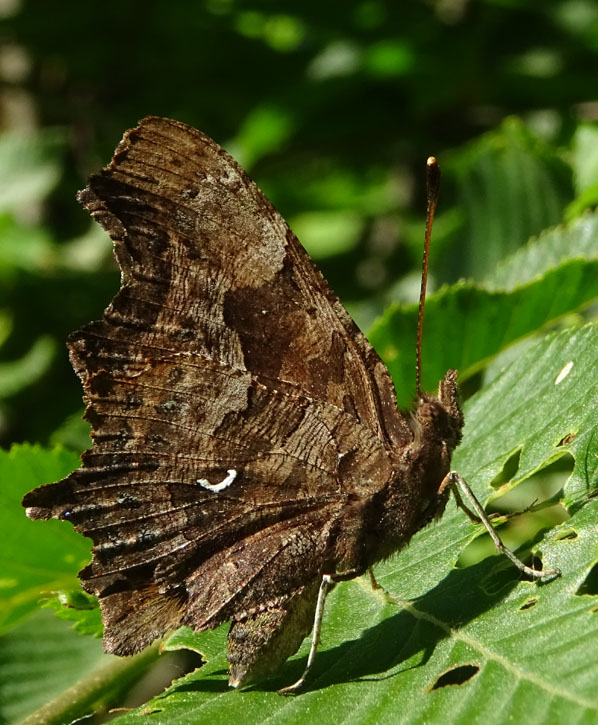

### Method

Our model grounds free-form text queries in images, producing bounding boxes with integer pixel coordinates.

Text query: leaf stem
[18,643,161,725]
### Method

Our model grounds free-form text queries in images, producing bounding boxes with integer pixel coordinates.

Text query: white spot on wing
[197,469,238,493]
[197,468,237,493]
[555,361,573,385]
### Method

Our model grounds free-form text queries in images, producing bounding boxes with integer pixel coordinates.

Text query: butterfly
[23,117,556,694]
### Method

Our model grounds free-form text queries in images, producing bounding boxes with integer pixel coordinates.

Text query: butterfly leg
[278,574,333,696]
[440,471,560,580]
[369,567,382,590]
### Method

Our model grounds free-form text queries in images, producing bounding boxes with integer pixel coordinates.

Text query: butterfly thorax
[361,369,464,567]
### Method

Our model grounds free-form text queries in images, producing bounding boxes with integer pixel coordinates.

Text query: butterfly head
[412,369,463,455]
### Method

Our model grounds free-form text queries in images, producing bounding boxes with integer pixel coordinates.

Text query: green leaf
[0,607,162,725]
[0,129,63,213]
[0,444,90,633]
[0,214,57,278]
[49,410,92,453]
[42,589,102,638]
[0,335,57,399]
[443,117,572,281]
[232,105,293,169]
[371,213,598,406]
[566,121,598,220]
[289,209,363,258]
[108,324,598,723]
[569,122,598,197]
[487,211,598,290]
[364,39,415,77]
[0,609,105,724]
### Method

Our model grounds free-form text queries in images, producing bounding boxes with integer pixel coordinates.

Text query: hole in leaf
[429,664,480,691]
[519,555,547,583]
[489,449,521,490]
[591,605,598,614]
[558,432,576,447]
[519,598,538,611]
[554,528,578,541]
[457,456,571,570]
[576,563,598,596]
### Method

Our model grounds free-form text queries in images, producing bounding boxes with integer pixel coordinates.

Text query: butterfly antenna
[415,156,441,399]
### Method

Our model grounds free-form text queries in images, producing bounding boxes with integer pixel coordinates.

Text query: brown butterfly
[23,117,557,694]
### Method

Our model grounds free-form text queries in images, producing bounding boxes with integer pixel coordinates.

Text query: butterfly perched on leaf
[23,117,555,692]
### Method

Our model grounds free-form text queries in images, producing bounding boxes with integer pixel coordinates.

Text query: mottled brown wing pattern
[23,117,409,662]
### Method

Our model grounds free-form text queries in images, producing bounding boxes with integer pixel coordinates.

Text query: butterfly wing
[23,117,410,657]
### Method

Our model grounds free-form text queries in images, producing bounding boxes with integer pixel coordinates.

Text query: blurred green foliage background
[0,0,597,449]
